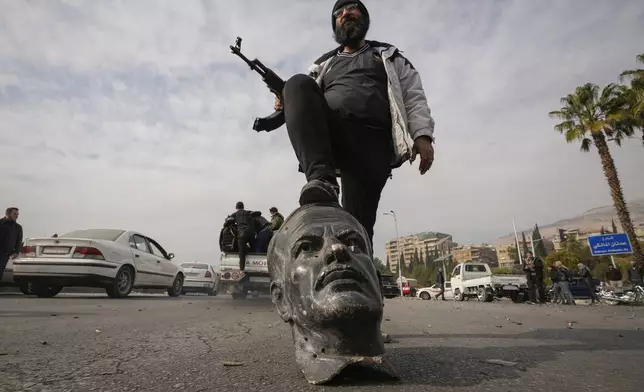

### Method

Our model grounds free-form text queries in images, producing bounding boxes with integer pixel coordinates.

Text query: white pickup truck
[219,252,270,300]
[450,262,528,303]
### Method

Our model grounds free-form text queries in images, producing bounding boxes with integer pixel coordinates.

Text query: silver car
[181,262,220,296]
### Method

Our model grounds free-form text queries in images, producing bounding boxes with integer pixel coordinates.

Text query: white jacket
[307,40,435,169]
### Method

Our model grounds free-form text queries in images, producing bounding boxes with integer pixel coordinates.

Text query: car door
[146,237,176,287]
[451,265,463,291]
[129,234,162,286]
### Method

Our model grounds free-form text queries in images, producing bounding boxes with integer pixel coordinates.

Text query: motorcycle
[598,283,644,306]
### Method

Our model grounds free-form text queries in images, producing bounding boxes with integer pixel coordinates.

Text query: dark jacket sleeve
[14,224,23,254]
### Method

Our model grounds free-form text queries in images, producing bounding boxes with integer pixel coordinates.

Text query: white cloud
[1,0,644,264]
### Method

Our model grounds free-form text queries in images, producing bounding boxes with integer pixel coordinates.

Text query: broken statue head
[267,203,397,384]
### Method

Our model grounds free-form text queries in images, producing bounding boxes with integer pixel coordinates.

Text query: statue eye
[296,238,322,257]
[300,242,313,252]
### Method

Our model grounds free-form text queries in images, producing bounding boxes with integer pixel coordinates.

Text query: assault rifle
[230,37,286,133]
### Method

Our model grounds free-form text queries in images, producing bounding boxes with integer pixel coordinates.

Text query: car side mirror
[168,253,175,260]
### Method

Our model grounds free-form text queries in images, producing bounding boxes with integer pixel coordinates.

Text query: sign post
[587,233,633,268]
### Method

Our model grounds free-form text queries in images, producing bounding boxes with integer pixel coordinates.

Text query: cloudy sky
[2,0,644,264]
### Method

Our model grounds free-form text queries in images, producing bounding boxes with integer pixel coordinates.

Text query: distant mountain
[493,198,644,245]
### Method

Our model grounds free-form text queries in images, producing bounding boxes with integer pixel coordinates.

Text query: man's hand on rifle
[274,96,283,111]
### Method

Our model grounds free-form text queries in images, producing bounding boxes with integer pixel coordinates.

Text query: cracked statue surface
[267,202,398,384]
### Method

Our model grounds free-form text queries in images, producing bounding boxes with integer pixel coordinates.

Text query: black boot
[299,179,340,206]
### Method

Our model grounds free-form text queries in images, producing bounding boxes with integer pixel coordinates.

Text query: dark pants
[437,283,445,300]
[0,253,9,282]
[526,275,536,302]
[535,276,545,303]
[237,234,252,271]
[584,278,595,303]
[282,74,392,245]
[254,229,273,253]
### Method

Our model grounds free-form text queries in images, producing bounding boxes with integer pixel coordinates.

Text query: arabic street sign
[587,233,633,256]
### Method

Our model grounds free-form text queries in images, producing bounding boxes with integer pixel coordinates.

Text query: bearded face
[333,10,369,47]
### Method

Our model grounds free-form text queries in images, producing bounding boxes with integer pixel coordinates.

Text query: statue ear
[270,281,291,322]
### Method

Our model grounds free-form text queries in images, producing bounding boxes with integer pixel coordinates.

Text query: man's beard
[333,14,369,47]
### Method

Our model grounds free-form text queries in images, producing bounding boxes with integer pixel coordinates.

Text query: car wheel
[167,274,183,297]
[19,282,34,295]
[106,266,134,298]
[420,292,431,300]
[453,288,465,302]
[33,283,63,298]
[208,285,217,296]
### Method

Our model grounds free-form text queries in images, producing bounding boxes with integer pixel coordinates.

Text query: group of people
[524,251,597,305]
[219,202,284,270]
[0,207,23,283]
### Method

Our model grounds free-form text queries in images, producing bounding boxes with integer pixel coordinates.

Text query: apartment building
[385,232,455,273]
[451,245,499,267]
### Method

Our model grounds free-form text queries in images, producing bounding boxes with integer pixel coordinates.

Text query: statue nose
[327,243,351,264]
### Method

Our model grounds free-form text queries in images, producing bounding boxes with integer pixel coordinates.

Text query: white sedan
[12,229,185,299]
[180,262,220,296]
[416,282,454,300]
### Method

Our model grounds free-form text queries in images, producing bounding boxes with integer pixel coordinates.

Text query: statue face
[270,205,383,328]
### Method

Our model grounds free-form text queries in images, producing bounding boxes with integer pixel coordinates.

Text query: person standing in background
[605,264,623,293]
[627,259,644,287]
[555,261,576,305]
[0,207,23,282]
[269,207,284,231]
[577,263,595,304]
[229,202,254,271]
[435,268,446,301]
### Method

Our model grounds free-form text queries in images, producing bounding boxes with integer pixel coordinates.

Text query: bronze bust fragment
[267,203,398,384]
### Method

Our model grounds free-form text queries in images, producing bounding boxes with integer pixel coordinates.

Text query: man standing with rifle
[231,1,436,247]
[274,0,436,246]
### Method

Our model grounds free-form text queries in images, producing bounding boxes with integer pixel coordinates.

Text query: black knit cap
[332,0,369,31]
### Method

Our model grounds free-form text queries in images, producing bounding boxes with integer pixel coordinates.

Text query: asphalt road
[1,293,643,392]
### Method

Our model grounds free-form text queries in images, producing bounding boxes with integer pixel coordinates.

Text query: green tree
[612,219,618,233]
[373,257,387,273]
[521,232,530,258]
[507,244,520,265]
[549,82,644,264]
[600,226,606,234]
[492,267,514,275]
[385,254,391,272]
[412,248,420,271]
[532,224,548,260]
[398,253,406,276]
[419,251,425,270]
[620,53,644,145]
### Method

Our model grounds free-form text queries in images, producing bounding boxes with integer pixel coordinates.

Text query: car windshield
[382,276,396,284]
[60,229,125,241]
[181,263,208,269]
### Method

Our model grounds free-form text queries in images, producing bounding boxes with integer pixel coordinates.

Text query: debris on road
[41,341,47,345]
[484,359,527,371]
[95,329,101,333]
[50,312,57,316]
[222,361,244,367]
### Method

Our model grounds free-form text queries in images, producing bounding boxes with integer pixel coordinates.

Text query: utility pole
[512,217,523,265]
[384,210,404,297]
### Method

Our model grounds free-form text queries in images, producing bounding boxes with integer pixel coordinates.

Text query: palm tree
[549,83,643,264]
[620,53,644,146]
